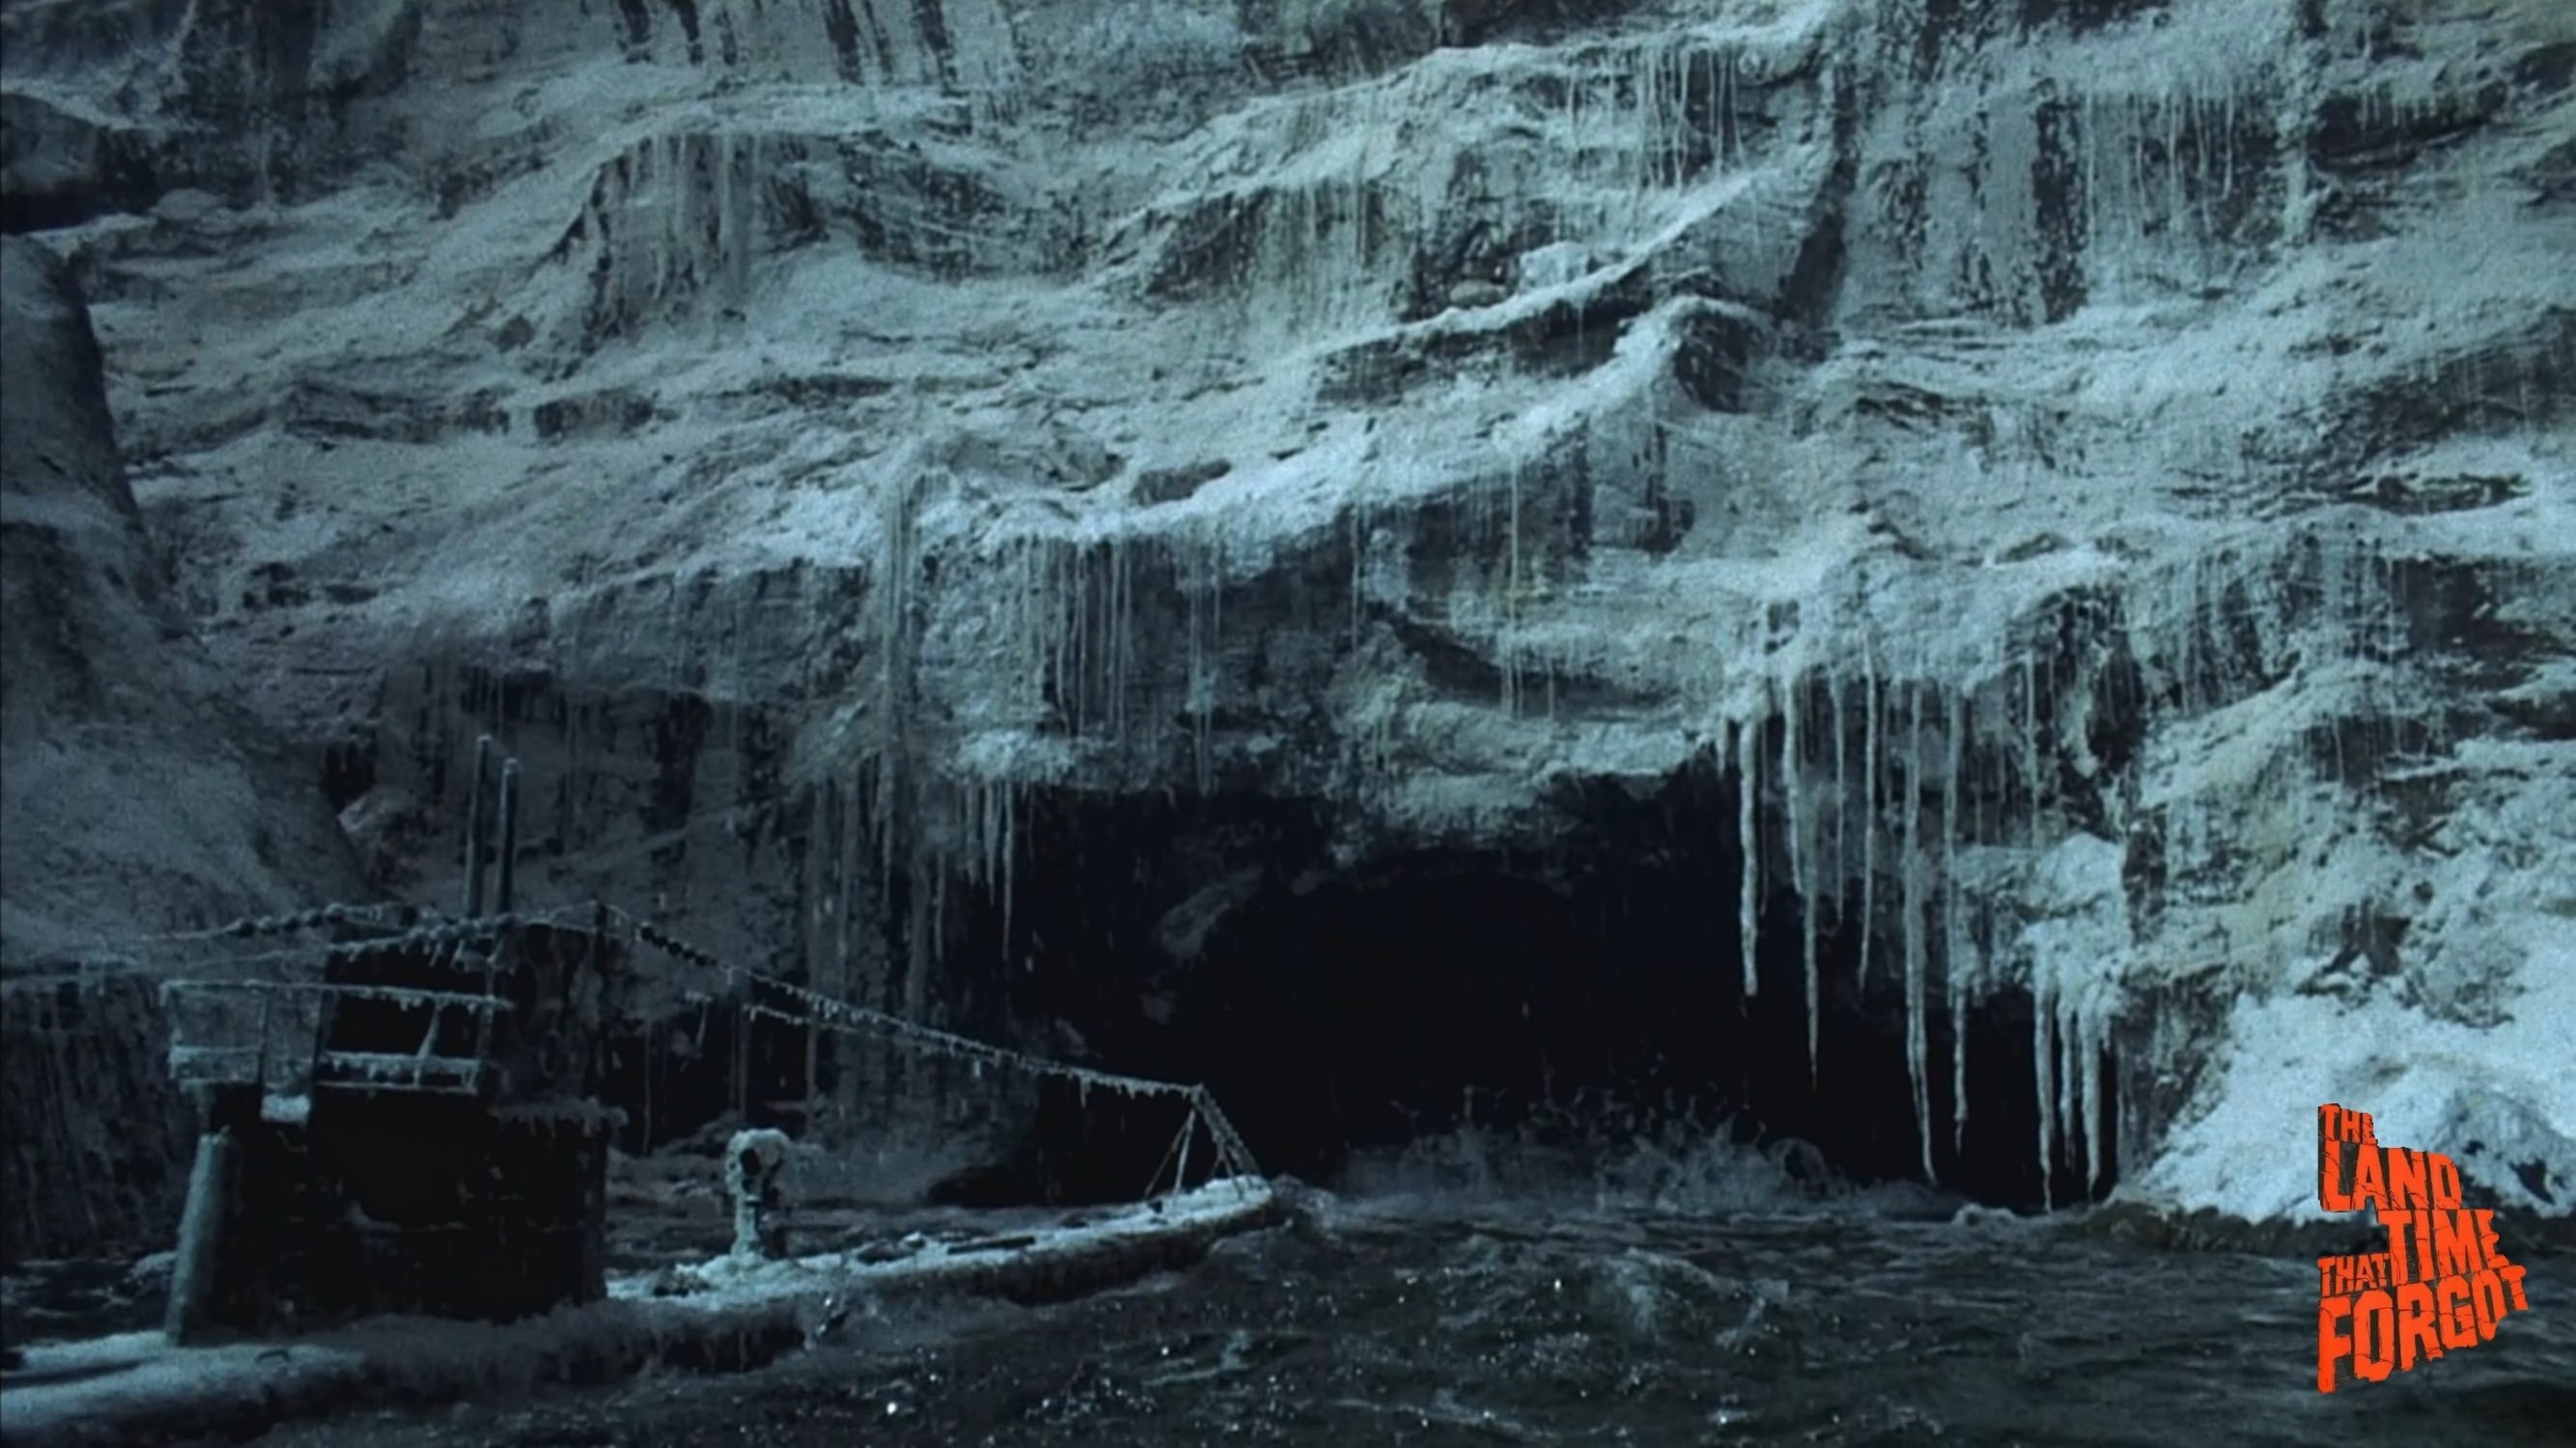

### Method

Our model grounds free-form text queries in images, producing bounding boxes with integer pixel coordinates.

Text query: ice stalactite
[1000,776,1019,952]
[1208,531,1224,774]
[1060,531,1089,738]
[1974,683,2001,858]
[1081,531,1105,736]
[1944,686,1969,1155]
[1348,498,1366,650]
[1736,699,1761,1002]
[1859,645,1879,988]
[2080,993,2107,1194]
[1635,36,1712,199]
[1033,538,1065,737]
[1830,667,1849,891]
[721,134,756,308]
[2057,966,2079,1189]
[2049,952,2122,1197]
[2174,554,2202,719]
[1185,519,1224,794]
[989,773,1022,932]
[1902,679,1933,1183]
[2022,645,2042,845]
[1046,524,1131,747]
[2026,930,2120,1204]
[1640,42,1669,194]
[869,468,930,880]
[1503,461,1526,716]
[2033,953,2058,1211]
[1783,671,1817,1079]
[1109,528,1135,741]
[1718,46,1737,176]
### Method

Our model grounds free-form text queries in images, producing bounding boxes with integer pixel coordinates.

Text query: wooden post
[463,736,492,917]
[468,989,496,1098]
[494,759,521,915]
[251,989,274,1096]
[165,1086,255,1343]
[732,976,750,1127]
[164,1128,234,1343]
[802,1001,820,1136]
[591,899,613,1101]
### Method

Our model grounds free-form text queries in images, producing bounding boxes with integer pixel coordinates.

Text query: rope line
[612,905,1264,1183]
[58,903,606,980]
[68,901,415,955]
[98,893,1269,1187]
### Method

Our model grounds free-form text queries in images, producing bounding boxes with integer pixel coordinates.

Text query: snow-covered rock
[3,0,2569,1226]
[0,236,370,1260]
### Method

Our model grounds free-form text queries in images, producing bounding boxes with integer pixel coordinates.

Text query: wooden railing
[161,978,514,1097]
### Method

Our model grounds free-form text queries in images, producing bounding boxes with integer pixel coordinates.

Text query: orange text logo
[2315,1102,2533,1392]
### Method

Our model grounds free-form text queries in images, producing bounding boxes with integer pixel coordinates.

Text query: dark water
[263,1187,2576,1448]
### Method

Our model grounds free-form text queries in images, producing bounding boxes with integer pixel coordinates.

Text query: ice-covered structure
[1,0,2570,1241]
[154,901,630,1336]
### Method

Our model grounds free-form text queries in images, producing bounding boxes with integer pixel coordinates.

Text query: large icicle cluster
[1689,493,2514,1198]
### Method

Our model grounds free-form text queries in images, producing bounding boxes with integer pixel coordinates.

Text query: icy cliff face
[0,237,368,1260]
[2,0,2570,1223]
[0,237,365,964]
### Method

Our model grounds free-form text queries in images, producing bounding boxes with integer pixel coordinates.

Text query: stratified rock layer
[1,236,368,1259]
[3,0,2570,1226]
[1,237,366,965]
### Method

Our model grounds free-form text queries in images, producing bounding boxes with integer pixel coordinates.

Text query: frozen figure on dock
[726,1128,795,1261]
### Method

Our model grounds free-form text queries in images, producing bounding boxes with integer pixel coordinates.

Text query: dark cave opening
[602,1001,815,1157]
[932,766,2117,1214]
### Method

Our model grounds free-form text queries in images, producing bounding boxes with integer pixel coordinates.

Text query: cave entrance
[940,771,2114,1213]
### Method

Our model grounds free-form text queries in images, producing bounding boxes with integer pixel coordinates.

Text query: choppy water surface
[270,1191,2574,1448]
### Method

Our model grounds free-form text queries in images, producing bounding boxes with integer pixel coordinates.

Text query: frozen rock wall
[0,235,368,1261]
[0,237,367,965]
[2,0,2570,1227]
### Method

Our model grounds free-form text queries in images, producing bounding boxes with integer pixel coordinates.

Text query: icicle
[2022,647,2042,844]
[1830,668,1848,892]
[1001,780,1020,952]
[1859,648,1878,987]
[2166,91,2183,259]
[1976,685,1999,852]
[1945,687,1968,1156]
[1188,532,1205,783]
[1784,672,1816,1079]
[2058,986,2081,1188]
[2033,956,2057,1211]
[1720,49,1734,174]
[1903,681,1932,1183]
[1077,538,1099,734]
[1348,501,1364,648]
[1504,461,1524,714]
[1737,702,1761,1001]
[1210,530,1223,771]
[2081,998,2106,1194]
[1112,529,1133,740]
[1187,523,1223,794]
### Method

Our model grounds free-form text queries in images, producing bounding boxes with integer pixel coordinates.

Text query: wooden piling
[462,736,492,917]
[495,759,521,914]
